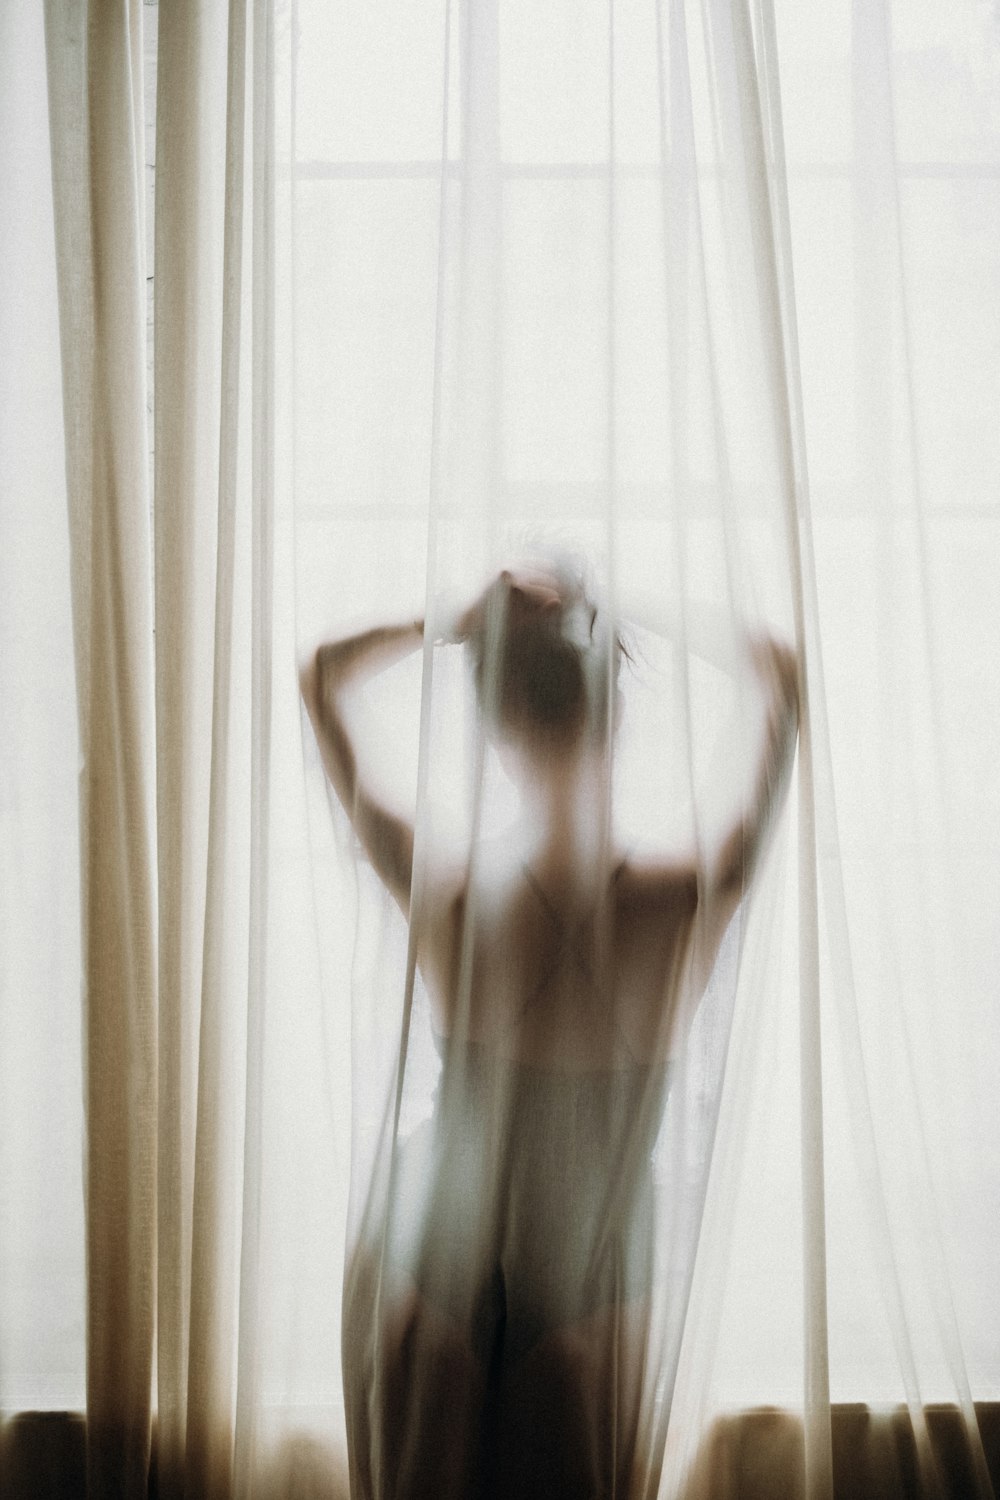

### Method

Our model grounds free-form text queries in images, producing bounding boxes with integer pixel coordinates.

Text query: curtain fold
[153,0,268,1494]
[43,2,159,1493]
[152,1,233,1494]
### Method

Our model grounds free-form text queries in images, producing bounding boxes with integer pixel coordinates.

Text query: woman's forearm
[299,621,423,908]
[713,635,799,895]
[299,620,424,806]
[312,618,425,696]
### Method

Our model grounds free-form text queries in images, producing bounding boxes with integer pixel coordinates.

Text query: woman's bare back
[418,849,703,1071]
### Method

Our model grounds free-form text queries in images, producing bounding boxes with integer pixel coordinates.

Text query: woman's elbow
[298,648,320,712]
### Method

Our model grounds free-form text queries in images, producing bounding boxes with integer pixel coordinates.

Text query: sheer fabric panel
[297,0,811,1486]
[291,0,1000,1495]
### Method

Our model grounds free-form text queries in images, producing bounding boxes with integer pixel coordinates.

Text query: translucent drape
[292,0,1000,1495]
[299,0,811,1488]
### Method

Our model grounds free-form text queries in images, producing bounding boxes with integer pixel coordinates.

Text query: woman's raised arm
[687,634,800,989]
[616,630,800,1048]
[710,635,799,902]
[299,620,424,914]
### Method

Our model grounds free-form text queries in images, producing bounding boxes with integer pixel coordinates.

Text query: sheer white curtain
[294,0,1000,1492]
[1,0,998,1496]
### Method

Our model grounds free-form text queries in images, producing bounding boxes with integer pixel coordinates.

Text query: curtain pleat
[152,1,233,1495]
[43,2,158,1495]
[152,1,265,1496]
[233,0,277,1489]
[713,2,835,1489]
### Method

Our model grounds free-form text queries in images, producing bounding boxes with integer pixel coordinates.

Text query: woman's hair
[468,560,624,749]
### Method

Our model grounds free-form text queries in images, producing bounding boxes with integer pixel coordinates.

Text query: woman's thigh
[487,1300,651,1500]
[345,1248,652,1500]
[344,1253,489,1500]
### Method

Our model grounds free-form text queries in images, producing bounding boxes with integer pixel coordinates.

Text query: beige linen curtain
[15,0,278,1493]
[1,0,999,1497]
[43,1,157,1492]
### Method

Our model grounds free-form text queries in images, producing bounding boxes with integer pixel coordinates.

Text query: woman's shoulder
[422,844,700,921]
[613,852,699,921]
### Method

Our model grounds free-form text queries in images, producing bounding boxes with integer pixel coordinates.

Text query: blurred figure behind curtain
[301,562,798,1499]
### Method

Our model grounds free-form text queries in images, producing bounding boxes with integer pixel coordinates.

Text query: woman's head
[467,561,623,758]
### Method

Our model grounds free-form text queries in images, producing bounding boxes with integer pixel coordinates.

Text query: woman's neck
[518,751,612,891]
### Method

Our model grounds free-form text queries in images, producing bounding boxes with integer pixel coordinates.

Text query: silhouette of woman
[300,562,798,1499]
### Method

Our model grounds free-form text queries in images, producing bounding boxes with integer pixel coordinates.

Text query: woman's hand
[434,569,564,646]
[426,586,482,646]
[299,620,424,914]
